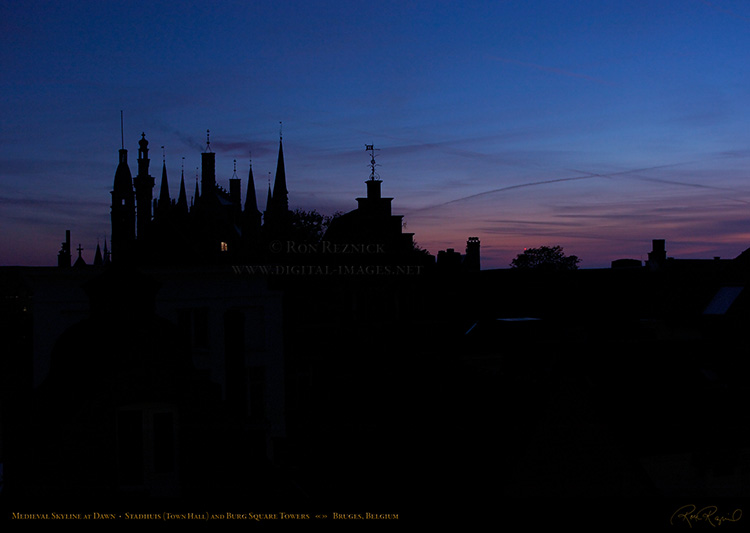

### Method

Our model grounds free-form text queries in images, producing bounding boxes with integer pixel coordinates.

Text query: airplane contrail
[699,0,750,23]
[406,162,693,214]
[568,168,750,204]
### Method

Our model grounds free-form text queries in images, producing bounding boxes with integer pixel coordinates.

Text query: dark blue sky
[4,0,750,268]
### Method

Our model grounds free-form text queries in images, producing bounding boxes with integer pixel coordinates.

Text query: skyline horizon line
[6,121,750,271]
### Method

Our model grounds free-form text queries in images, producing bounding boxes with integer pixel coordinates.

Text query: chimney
[57,230,71,268]
[647,239,667,270]
[464,237,481,272]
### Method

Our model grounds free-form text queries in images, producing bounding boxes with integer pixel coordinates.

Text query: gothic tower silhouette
[109,128,290,265]
[110,145,135,263]
[263,134,291,239]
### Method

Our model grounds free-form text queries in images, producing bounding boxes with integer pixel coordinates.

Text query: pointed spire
[271,128,288,211]
[245,155,259,213]
[243,155,262,238]
[265,174,273,212]
[159,148,170,203]
[94,241,103,266]
[176,158,188,214]
[103,238,110,265]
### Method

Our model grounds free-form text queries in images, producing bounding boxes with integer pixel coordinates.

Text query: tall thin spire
[159,146,170,203]
[243,154,262,237]
[271,129,288,211]
[245,154,259,213]
[176,157,188,214]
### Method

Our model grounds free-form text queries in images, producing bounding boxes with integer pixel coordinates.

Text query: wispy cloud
[489,55,616,86]
[700,0,750,22]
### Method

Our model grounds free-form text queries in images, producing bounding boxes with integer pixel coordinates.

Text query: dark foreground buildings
[1,133,440,512]
[3,132,750,521]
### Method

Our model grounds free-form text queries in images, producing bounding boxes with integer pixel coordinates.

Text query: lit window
[220,242,228,252]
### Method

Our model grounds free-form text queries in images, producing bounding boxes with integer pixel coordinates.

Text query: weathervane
[365,144,380,181]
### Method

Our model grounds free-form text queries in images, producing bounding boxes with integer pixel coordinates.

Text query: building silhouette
[108,130,289,267]
[322,162,415,257]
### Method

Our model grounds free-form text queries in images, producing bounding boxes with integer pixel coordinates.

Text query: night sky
[4,0,750,268]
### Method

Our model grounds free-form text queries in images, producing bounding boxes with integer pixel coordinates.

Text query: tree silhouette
[290,208,341,243]
[510,246,580,271]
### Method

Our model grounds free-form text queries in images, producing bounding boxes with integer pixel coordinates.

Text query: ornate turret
[133,133,155,240]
